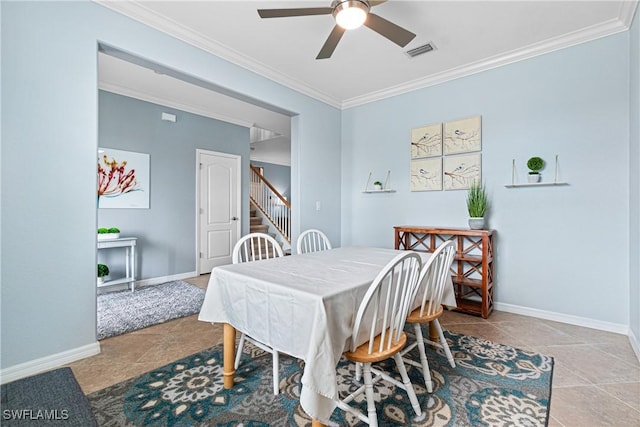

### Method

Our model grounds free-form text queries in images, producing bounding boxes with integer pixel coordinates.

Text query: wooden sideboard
[394,226,494,318]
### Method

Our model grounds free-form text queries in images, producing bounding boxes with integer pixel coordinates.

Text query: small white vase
[97,276,105,285]
[468,218,485,230]
[528,173,541,183]
[374,184,383,191]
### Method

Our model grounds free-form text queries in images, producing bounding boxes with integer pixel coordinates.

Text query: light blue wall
[98,91,249,280]
[251,160,291,201]
[1,1,341,369]
[1,0,636,372]
[342,33,630,325]
[630,9,639,345]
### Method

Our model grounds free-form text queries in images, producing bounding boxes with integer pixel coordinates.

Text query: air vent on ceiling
[406,42,436,58]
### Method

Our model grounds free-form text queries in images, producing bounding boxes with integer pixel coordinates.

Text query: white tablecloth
[198,246,456,423]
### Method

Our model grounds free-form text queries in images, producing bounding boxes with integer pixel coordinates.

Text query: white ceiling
[98,0,637,109]
[97,1,637,166]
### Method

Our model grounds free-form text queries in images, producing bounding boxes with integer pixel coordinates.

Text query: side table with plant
[466,181,488,229]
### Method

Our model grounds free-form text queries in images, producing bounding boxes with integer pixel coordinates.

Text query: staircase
[249,165,291,244]
[250,202,290,254]
[250,204,270,234]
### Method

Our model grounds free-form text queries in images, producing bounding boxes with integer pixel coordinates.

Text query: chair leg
[355,362,362,382]
[272,350,280,395]
[393,354,422,417]
[413,323,433,392]
[234,333,246,370]
[434,319,455,368]
[362,363,378,427]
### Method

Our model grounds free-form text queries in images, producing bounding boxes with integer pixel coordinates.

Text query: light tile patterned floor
[69,274,640,426]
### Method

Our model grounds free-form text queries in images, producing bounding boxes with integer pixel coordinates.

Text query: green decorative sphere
[527,156,544,172]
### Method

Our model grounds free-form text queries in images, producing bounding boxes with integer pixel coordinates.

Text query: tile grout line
[593,383,640,414]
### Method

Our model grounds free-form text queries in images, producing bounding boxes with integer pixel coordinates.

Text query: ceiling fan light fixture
[333,1,369,30]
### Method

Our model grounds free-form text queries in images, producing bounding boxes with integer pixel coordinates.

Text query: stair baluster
[249,165,291,244]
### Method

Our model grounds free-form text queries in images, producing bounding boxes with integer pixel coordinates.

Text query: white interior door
[198,150,240,274]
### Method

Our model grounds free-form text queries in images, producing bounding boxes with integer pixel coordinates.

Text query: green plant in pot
[373,181,383,190]
[527,156,545,183]
[97,263,109,285]
[466,181,488,230]
[97,226,120,240]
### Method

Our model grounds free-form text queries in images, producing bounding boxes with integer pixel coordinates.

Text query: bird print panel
[410,158,442,191]
[444,116,482,155]
[411,123,442,159]
[444,153,482,191]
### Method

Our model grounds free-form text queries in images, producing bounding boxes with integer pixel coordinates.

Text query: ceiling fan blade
[364,13,416,47]
[316,25,346,59]
[258,8,333,18]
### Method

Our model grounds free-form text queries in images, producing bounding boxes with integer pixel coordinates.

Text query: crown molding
[95,1,342,109]
[96,0,638,112]
[99,81,255,129]
[619,0,639,27]
[342,12,636,109]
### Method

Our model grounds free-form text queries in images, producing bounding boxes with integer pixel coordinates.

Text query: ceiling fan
[257,1,416,59]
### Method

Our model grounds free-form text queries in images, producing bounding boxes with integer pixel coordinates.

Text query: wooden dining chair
[296,228,332,254]
[336,251,423,427]
[232,232,284,395]
[401,240,457,393]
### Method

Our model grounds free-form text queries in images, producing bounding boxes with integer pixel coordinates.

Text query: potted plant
[97,227,120,240]
[373,181,383,191]
[466,181,488,229]
[527,156,545,183]
[97,263,109,285]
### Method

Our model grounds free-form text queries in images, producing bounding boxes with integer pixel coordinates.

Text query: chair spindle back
[296,229,332,254]
[350,252,422,354]
[415,240,456,317]
[233,232,284,264]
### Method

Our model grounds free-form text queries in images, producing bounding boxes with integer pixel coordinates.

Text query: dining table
[198,246,456,425]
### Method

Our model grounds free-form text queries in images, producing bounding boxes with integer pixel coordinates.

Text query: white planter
[374,184,383,191]
[468,218,485,230]
[97,233,120,240]
[97,276,105,285]
[528,173,541,183]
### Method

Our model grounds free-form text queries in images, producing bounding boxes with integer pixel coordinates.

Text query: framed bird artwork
[443,116,482,155]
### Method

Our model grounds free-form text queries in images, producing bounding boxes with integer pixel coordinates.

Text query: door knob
[232,217,239,221]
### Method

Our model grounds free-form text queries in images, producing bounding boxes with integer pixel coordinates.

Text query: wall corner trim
[629,328,640,363]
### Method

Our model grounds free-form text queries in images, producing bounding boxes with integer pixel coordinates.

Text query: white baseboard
[134,271,198,288]
[0,342,101,385]
[98,271,200,293]
[494,302,629,335]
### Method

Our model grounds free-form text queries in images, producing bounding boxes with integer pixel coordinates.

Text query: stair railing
[250,165,291,243]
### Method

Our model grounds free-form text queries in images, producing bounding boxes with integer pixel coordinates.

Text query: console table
[97,237,137,291]
[394,226,494,318]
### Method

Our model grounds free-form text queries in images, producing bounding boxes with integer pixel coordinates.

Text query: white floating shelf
[506,155,568,188]
[362,189,396,193]
[363,170,395,193]
[504,182,569,188]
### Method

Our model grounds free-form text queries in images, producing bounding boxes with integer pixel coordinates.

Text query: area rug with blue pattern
[86,329,553,426]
